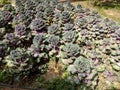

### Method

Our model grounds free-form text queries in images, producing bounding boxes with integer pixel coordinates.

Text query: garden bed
[0,0,120,90]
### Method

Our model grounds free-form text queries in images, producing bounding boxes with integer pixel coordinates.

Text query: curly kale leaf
[63,23,74,31]
[4,33,20,46]
[75,18,87,28]
[15,24,27,38]
[48,24,60,35]
[12,14,29,27]
[61,11,71,24]
[0,11,12,27]
[30,18,46,32]
[62,43,80,57]
[56,3,64,12]
[24,0,35,10]
[62,31,77,42]
[74,56,92,73]
[44,7,54,19]
[35,11,43,19]
[5,48,33,73]
[33,33,46,46]
[36,4,45,12]
[47,35,60,48]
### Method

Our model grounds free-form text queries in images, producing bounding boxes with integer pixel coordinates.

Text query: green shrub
[0,70,10,82]
[92,0,120,6]
[0,0,10,5]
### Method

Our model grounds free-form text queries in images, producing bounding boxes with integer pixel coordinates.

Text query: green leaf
[112,64,120,71]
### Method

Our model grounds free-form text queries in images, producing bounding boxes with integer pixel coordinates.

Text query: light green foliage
[0,0,10,5]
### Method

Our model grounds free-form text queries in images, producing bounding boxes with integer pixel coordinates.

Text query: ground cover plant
[0,0,10,5]
[0,0,120,89]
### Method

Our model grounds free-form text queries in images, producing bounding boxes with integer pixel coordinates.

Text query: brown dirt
[43,61,64,81]
[0,87,27,90]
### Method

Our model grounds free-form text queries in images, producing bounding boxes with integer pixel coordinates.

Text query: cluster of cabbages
[0,0,120,89]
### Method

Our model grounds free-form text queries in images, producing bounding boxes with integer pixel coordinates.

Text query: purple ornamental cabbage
[30,18,46,32]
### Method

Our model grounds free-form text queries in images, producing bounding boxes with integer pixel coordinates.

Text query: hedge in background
[93,0,120,6]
